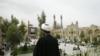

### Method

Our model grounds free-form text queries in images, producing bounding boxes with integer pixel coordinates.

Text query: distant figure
[73,47,77,51]
[77,45,80,50]
[33,23,60,56]
[59,49,62,54]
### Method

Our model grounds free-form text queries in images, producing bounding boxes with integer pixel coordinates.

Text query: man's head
[41,23,51,34]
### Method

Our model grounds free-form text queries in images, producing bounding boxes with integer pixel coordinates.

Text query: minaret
[60,15,63,28]
[76,21,78,27]
[54,14,55,21]
[53,15,56,29]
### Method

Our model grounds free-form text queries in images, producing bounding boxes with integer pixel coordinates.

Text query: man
[33,23,60,56]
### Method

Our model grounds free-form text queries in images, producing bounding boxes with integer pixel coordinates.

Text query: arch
[95,29,99,33]
[88,30,93,34]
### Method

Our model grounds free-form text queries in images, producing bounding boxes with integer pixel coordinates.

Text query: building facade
[52,21,100,43]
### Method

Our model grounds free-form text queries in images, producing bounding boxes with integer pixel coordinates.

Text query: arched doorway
[88,30,93,43]
[94,29,100,43]
[94,29,100,36]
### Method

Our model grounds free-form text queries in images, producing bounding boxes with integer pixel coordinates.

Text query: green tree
[74,37,77,43]
[38,11,46,27]
[11,46,18,56]
[92,37,98,46]
[56,34,61,39]
[80,31,85,41]
[6,24,22,49]
[92,35,100,46]
[19,21,26,41]
[0,17,3,28]
[1,19,10,38]
[11,15,19,25]
[37,11,46,37]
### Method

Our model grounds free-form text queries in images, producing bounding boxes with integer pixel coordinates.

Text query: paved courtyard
[4,39,100,56]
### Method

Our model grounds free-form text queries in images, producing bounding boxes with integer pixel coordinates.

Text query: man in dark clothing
[33,23,60,56]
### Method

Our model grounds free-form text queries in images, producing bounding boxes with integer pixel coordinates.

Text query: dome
[56,23,62,29]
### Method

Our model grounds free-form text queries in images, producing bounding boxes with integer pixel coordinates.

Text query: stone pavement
[4,50,11,56]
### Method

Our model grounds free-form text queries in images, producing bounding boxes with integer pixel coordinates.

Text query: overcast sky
[0,0,100,28]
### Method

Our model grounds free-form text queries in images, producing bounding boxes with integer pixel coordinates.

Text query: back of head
[41,23,51,33]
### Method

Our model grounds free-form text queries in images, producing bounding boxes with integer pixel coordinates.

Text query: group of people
[73,45,80,51]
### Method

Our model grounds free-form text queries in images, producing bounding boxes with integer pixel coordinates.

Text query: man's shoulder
[39,35,58,41]
[37,37,46,44]
[38,37,48,41]
[38,37,45,41]
[48,35,58,42]
[50,35,57,40]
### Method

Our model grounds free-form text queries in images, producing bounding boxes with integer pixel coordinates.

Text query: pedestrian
[59,49,62,55]
[33,23,60,56]
[77,45,80,50]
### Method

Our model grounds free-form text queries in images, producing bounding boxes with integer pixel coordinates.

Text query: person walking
[33,23,60,56]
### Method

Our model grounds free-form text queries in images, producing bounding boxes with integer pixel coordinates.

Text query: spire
[76,21,78,24]
[53,14,56,29]
[60,15,63,28]
[53,14,55,21]
[76,21,78,27]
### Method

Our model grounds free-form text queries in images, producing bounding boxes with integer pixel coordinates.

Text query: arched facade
[51,22,100,43]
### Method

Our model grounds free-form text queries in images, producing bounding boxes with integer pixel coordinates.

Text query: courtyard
[4,39,100,56]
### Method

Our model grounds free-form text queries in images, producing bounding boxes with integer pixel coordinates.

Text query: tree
[92,35,100,45]
[6,24,22,49]
[41,11,46,24]
[56,34,61,39]
[74,37,77,43]
[19,21,26,41]
[38,11,46,28]
[1,19,10,38]
[11,15,19,25]
[0,17,3,45]
[0,17,3,28]
[80,31,85,41]
[84,38,88,44]
[92,37,98,46]
[37,11,46,37]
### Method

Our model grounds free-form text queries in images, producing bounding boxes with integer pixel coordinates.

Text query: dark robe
[33,34,60,56]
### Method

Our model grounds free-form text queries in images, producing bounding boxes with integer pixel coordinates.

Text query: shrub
[22,43,28,52]
[11,47,18,56]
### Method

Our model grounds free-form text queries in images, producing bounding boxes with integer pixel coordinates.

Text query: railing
[61,46,100,56]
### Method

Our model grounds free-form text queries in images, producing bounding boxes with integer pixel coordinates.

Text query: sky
[0,0,100,28]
